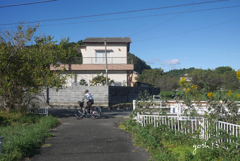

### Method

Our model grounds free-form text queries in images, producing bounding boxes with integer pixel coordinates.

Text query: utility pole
[104,38,109,86]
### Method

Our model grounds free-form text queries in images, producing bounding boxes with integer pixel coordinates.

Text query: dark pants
[85,100,93,114]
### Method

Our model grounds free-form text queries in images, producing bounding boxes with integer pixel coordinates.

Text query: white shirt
[82,92,93,102]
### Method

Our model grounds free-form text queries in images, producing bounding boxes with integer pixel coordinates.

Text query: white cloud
[145,58,181,69]
[164,59,180,65]
[183,58,187,59]
[232,53,237,56]
[205,58,209,60]
[145,60,154,64]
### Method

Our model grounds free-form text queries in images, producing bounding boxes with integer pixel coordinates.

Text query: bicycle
[75,101,101,119]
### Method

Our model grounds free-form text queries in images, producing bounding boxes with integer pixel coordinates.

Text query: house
[50,37,134,86]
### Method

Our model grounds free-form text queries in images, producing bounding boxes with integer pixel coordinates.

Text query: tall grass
[0,114,59,161]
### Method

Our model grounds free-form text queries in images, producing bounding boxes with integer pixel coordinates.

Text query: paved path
[29,117,151,161]
[48,109,133,119]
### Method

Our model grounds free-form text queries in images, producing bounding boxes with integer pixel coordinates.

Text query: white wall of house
[80,44,127,64]
[62,70,127,86]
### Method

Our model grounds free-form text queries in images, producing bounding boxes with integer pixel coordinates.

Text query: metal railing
[60,57,133,64]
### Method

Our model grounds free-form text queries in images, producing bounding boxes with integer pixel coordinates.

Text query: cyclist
[82,89,94,116]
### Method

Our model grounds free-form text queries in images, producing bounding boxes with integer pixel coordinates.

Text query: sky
[0,0,239,72]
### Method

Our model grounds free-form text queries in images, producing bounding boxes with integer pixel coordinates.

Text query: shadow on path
[28,117,151,161]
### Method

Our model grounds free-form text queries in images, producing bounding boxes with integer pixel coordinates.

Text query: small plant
[79,79,88,86]
[90,74,114,86]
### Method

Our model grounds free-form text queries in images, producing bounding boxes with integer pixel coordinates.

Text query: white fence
[29,102,48,116]
[133,100,240,116]
[134,99,240,143]
[136,114,240,143]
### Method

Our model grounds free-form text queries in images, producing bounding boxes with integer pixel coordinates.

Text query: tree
[62,40,83,64]
[136,68,179,91]
[127,53,151,74]
[215,66,233,74]
[90,74,114,86]
[137,68,164,84]
[165,67,196,76]
[0,23,73,112]
[189,69,222,92]
[189,68,240,92]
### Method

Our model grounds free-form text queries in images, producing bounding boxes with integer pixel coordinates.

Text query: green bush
[0,111,43,126]
[0,115,59,161]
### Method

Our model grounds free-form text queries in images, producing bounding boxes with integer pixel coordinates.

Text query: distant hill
[127,53,151,74]
[165,67,196,76]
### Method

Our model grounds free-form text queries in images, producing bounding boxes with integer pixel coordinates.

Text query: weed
[0,115,59,161]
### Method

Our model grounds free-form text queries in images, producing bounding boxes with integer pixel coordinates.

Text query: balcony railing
[60,57,133,64]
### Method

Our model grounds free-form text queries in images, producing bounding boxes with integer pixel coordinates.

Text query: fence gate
[30,102,48,116]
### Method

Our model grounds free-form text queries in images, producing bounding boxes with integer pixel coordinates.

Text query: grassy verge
[0,112,60,161]
[120,118,240,161]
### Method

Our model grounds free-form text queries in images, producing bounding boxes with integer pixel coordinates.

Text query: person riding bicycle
[82,89,94,116]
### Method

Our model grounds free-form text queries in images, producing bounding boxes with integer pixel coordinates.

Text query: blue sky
[1,0,239,72]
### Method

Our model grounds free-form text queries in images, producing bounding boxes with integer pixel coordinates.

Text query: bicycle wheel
[75,108,84,119]
[91,106,101,119]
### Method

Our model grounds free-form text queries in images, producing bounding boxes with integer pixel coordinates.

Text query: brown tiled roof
[83,37,131,43]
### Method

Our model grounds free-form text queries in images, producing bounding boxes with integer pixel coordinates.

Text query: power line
[1,4,238,30]
[0,0,58,9]
[133,17,240,42]
[29,5,240,27]
[0,0,227,26]
[128,0,199,37]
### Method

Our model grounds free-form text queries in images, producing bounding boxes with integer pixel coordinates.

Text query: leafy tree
[137,68,164,84]
[215,66,233,74]
[90,74,114,86]
[61,40,83,64]
[127,53,151,74]
[165,67,196,76]
[0,23,73,112]
[189,69,222,92]
[189,68,240,92]
[136,68,179,91]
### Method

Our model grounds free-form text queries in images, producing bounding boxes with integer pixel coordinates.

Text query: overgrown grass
[0,112,60,161]
[0,111,44,126]
[120,118,240,161]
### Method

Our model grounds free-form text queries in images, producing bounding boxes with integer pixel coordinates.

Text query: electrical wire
[133,17,240,42]
[128,1,200,37]
[0,0,58,9]
[0,0,228,26]
[36,5,240,28]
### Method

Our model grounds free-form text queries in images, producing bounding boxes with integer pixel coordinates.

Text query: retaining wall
[38,86,160,109]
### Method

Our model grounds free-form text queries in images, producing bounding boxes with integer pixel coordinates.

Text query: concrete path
[29,117,151,161]
[48,109,133,119]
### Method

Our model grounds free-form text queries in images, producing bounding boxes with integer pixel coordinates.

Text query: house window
[95,51,111,63]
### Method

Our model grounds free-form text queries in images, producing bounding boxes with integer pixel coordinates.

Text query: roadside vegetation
[120,70,240,160]
[0,24,69,161]
[120,117,240,161]
[0,111,60,161]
